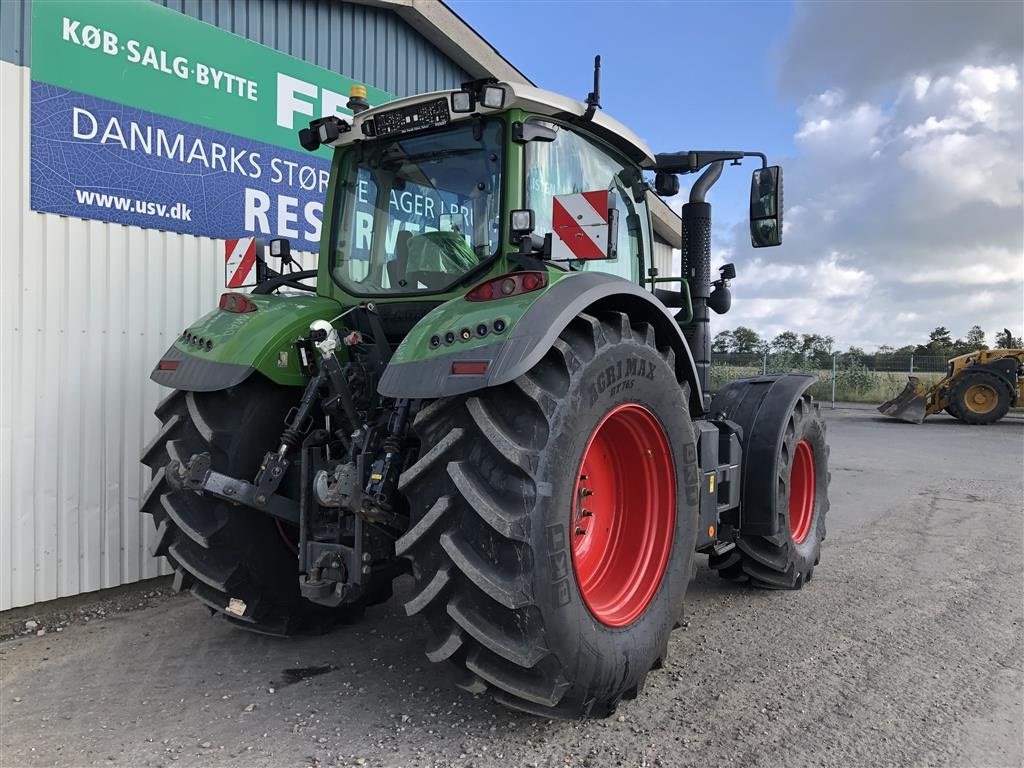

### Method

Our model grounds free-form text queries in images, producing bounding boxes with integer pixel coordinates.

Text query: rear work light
[465,271,548,302]
[219,292,258,313]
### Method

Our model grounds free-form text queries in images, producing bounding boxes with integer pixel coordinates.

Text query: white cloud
[966,291,996,308]
[900,132,1021,210]
[715,20,1024,351]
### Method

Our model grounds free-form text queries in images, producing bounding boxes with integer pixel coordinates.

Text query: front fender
[377,271,703,412]
[151,293,343,391]
[708,374,816,536]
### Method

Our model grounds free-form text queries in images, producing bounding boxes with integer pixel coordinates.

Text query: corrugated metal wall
[0,0,471,610]
[2,0,471,95]
[652,235,678,285]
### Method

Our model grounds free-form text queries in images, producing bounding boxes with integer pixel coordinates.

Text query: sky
[448,0,1024,351]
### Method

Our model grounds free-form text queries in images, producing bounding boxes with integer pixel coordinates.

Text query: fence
[711,352,950,407]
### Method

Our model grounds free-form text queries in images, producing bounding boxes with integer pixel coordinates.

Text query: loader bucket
[877,376,928,423]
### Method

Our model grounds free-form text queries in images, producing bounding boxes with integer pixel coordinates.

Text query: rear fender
[151,293,343,391]
[708,374,816,536]
[377,271,703,413]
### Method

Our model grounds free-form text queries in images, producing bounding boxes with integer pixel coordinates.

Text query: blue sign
[30,83,330,247]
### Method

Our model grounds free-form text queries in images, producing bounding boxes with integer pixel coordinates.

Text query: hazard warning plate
[225,236,260,288]
[551,190,618,261]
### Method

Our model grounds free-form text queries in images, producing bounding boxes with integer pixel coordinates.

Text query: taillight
[219,292,258,313]
[451,361,489,375]
[465,271,548,302]
[157,360,180,371]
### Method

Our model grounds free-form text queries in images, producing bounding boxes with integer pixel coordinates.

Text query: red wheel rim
[789,440,815,544]
[571,404,676,628]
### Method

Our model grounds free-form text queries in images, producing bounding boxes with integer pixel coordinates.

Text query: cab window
[525,121,649,282]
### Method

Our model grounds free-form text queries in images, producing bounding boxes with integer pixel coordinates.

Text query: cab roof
[331,81,657,168]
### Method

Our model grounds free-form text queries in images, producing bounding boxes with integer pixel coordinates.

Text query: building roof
[360,0,532,84]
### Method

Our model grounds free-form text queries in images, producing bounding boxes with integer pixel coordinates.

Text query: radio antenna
[583,55,601,121]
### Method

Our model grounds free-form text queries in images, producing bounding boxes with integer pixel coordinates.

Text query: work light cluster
[429,317,507,349]
[181,330,213,351]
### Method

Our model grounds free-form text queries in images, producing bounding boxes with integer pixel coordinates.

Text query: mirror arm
[653,150,767,175]
[689,161,724,203]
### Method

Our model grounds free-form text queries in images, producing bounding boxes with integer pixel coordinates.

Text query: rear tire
[709,395,829,589]
[140,377,367,635]
[397,312,699,718]
[950,370,1012,424]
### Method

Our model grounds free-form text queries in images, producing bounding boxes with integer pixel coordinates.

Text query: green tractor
[142,71,829,719]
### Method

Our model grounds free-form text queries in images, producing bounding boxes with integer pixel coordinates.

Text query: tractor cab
[298,79,663,309]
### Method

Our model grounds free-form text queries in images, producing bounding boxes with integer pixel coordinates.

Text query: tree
[800,333,835,367]
[771,331,801,355]
[918,326,953,356]
[995,328,1022,348]
[712,330,733,353]
[952,325,988,356]
[876,345,895,355]
[964,325,988,351]
[730,326,762,354]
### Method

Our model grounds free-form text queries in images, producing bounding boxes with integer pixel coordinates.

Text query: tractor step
[711,540,735,556]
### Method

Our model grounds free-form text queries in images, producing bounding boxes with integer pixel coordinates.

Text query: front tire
[950,369,1012,424]
[709,394,829,588]
[396,313,699,718]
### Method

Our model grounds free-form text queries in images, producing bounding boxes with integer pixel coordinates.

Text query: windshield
[330,119,504,296]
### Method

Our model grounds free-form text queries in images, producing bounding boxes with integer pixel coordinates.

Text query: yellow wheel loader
[878,349,1024,424]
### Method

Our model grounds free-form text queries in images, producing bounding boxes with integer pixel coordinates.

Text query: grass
[710,365,946,405]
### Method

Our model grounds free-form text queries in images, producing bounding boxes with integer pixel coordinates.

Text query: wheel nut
[575,526,586,536]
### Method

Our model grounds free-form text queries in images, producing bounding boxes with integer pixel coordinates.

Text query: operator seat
[404,231,478,290]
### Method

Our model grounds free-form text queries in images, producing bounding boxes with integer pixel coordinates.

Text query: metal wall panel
[1,0,471,95]
[0,1,469,609]
[652,235,678,285]
[0,0,29,66]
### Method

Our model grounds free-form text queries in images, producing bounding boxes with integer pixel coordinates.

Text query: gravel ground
[2,404,1022,768]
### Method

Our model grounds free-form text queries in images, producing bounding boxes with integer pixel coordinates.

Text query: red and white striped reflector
[551,190,611,261]
[225,236,258,288]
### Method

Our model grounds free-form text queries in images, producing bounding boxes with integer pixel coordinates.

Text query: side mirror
[750,166,783,248]
[550,190,618,261]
